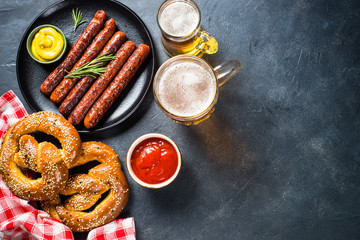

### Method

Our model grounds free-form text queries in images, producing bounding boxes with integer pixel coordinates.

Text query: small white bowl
[126,133,181,189]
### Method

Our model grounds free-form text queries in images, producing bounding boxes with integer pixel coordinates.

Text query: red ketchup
[131,137,178,184]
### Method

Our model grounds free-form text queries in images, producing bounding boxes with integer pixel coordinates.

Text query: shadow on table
[183,112,257,172]
[174,97,261,202]
[143,161,197,212]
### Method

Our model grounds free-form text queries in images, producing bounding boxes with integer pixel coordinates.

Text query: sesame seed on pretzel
[41,141,130,232]
[0,111,81,201]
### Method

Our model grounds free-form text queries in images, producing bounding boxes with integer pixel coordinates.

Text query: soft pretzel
[72,141,121,168]
[14,135,39,171]
[0,111,82,200]
[41,141,130,232]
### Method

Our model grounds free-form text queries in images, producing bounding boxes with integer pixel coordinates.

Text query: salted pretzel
[0,111,81,200]
[41,141,130,232]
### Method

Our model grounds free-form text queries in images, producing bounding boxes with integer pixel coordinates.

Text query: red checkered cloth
[0,90,136,240]
[87,218,136,240]
[0,90,28,141]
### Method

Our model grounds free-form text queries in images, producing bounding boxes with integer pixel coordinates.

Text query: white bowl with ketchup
[126,133,181,189]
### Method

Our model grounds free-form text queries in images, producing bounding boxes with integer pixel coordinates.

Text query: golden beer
[157,0,218,57]
[153,55,241,125]
[157,61,217,118]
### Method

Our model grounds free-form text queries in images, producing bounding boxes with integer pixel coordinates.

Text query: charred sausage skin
[68,41,136,125]
[84,44,150,129]
[40,10,107,95]
[59,32,127,117]
[50,18,116,104]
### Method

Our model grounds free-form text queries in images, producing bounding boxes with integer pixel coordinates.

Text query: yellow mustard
[31,27,64,61]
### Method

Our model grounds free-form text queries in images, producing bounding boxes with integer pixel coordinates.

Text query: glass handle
[214,59,241,86]
[195,29,218,55]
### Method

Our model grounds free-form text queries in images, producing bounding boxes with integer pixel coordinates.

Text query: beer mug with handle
[153,55,241,125]
[157,0,218,57]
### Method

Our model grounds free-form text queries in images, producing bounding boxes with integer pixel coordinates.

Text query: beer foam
[159,2,200,37]
[157,61,216,117]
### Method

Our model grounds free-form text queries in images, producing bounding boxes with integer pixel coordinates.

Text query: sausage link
[68,41,136,125]
[50,18,116,104]
[40,10,106,95]
[84,44,150,129]
[59,32,126,117]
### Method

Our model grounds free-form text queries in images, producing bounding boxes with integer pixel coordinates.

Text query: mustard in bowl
[26,24,67,64]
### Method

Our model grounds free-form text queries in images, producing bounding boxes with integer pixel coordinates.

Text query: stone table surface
[0,0,359,239]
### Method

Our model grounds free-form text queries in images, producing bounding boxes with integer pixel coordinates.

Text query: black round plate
[17,0,155,133]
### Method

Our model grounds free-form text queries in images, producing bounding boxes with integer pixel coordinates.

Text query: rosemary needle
[65,53,116,79]
[72,8,87,32]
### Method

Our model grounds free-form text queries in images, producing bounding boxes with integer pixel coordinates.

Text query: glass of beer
[153,55,241,125]
[157,0,218,57]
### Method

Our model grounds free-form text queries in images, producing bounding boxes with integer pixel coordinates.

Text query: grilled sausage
[40,10,107,95]
[59,32,127,117]
[68,41,136,125]
[50,18,116,104]
[83,44,150,129]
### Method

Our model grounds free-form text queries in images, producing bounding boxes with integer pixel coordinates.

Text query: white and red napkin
[0,90,136,240]
[0,90,28,142]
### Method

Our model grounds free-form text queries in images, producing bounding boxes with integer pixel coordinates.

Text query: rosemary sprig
[72,8,87,32]
[65,53,116,79]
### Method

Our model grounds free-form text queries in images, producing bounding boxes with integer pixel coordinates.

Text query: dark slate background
[1,0,359,239]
